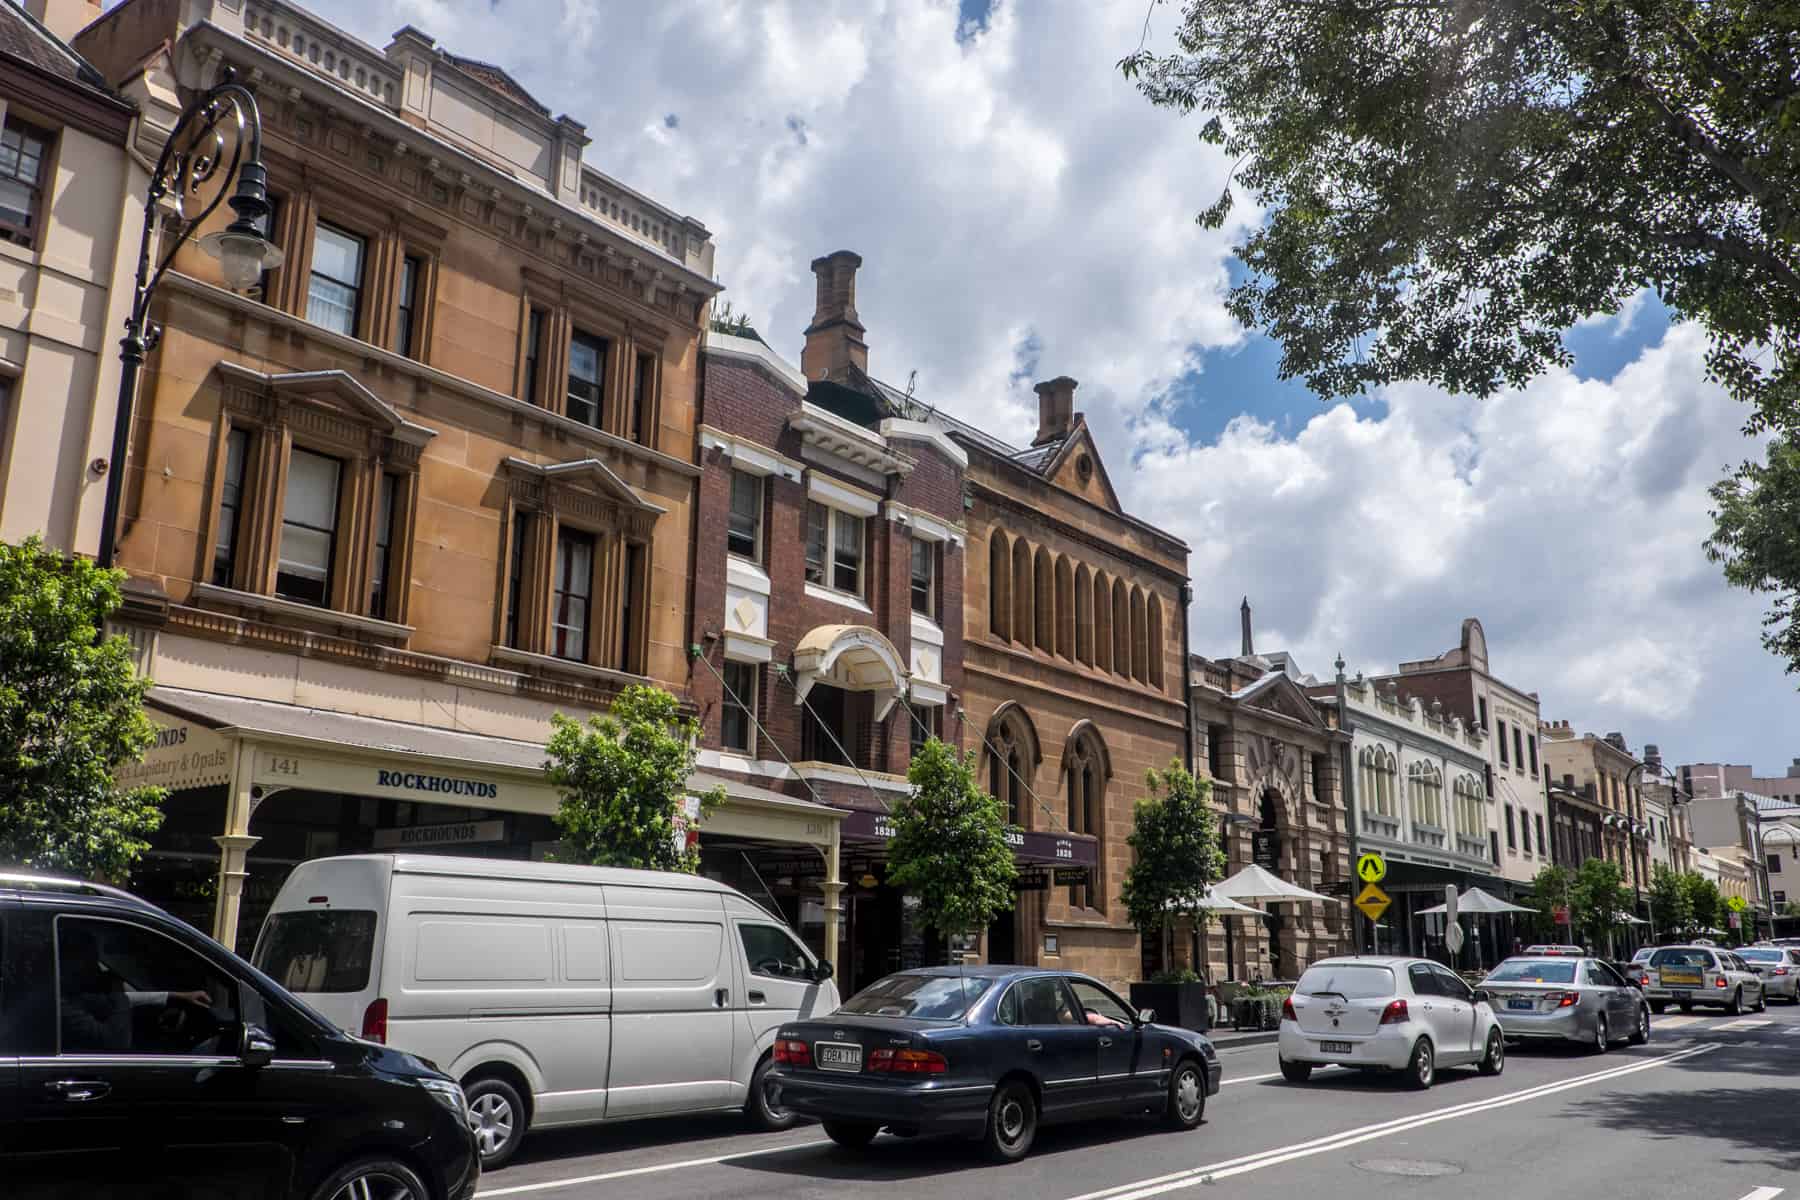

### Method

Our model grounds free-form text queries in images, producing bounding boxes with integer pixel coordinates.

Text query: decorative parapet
[243,2,401,110]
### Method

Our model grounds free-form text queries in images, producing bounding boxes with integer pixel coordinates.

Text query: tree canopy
[546,685,722,873]
[1120,762,1226,950]
[885,738,1018,939]
[1707,434,1800,678]
[0,537,165,879]
[1569,858,1632,952]
[1122,0,1800,432]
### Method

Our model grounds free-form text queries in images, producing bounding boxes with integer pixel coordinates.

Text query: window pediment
[216,362,436,459]
[503,455,668,539]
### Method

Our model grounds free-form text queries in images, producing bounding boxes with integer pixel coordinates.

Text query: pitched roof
[0,0,114,93]
[443,51,550,117]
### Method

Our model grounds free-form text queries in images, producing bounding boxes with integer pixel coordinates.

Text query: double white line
[1063,1043,1716,1200]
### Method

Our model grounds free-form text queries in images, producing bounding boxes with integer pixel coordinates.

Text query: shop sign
[1015,869,1051,892]
[1052,867,1090,886]
[1253,830,1279,870]
[372,819,506,849]
[838,809,1097,865]
[1553,905,1571,925]
[248,752,559,814]
[118,717,233,792]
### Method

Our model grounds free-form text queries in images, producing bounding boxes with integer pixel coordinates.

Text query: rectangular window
[832,509,863,594]
[1489,830,1500,865]
[0,118,51,246]
[212,428,250,587]
[619,542,645,674]
[1521,811,1532,853]
[1776,891,1788,905]
[1769,854,1782,875]
[524,306,546,404]
[306,222,365,336]
[910,537,935,617]
[1527,734,1538,776]
[567,330,607,428]
[396,255,422,358]
[908,702,939,758]
[1206,724,1226,779]
[1497,719,1509,765]
[503,516,528,649]
[721,660,757,753]
[1534,813,1545,855]
[633,351,655,443]
[801,684,856,767]
[1478,697,1488,730]
[551,528,594,662]
[276,448,342,607]
[1513,727,1525,772]
[369,472,400,619]
[727,470,761,560]
[1505,806,1517,850]
[804,502,828,584]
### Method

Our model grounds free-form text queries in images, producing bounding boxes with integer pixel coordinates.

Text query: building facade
[78,0,731,950]
[1681,758,1800,805]
[0,0,143,557]
[1191,608,1351,982]
[1541,723,1651,900]
[1372,619,1550,896]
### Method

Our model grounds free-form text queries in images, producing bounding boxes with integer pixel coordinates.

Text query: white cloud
[301,0,1795,762]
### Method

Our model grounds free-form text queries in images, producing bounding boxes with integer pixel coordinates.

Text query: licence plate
[1319,1040,1353,1054]
[815,1042,863,1072]
[1507,998,1536,1011]
[1671,990,1691,1000]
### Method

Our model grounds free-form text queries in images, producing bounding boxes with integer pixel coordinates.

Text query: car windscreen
[1739,949,1784,963]
[252,910,378,993]
[1485,960,1577,984]
[1650,948,1714,970]
[1296,964,1395,999]
[838,973,995,1020]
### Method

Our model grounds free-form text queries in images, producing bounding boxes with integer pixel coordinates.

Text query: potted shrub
[1232,985,1291,1031]
[1129,968,1212,1033]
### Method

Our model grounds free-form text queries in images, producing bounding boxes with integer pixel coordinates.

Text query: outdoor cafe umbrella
[1213,865,1334,980]
[1418,886,1535,969]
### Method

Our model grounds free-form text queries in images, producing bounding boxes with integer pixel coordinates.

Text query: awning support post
[212,739,261,951]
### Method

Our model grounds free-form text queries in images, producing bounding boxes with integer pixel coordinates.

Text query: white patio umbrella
[1416,887,1534,916]
[1614,912,1650,926]
[1212,865,1334,981]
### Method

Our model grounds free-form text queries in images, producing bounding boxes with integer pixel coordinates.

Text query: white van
[252,854,839,1168]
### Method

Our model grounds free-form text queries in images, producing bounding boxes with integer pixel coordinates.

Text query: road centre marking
[1736,1189,1783,1200]
[476,1139,832,1197]
[1062,1044,1715,1200]
[1714,1019,1772,1031]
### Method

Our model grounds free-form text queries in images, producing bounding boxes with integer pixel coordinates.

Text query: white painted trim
[793,761,914,794]
[909,680,950,707]
[801,443,887,490]
[698,426,804,482]
[880,418,968,467]
[702,334,809,395]
[803,581,873,615]
[723,632,774,664]
[805,472,881,517]
[885,500,966,547]
[911,611,945,647]
[726,556,772,596]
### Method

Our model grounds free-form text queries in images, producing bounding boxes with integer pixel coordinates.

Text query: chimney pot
[801,250,868,383]
[1033,376,1078,446]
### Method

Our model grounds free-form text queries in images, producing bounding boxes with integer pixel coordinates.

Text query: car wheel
[982,1080,1038,1162]
[464,1076,526,1170]
[1404,1038,1434,1090]
[1629,1005,1649,1046]
[1279,1058,1312,1083]
[1727,988,1743,1016]
[1590,1014,1609,1054]
[822,1120,879,1149]
[1649,1001,1666,1015]
[1477,1029,1504,1076]
[745,1054,797,1132]
[1753,987,1767,1013]
[311,1158,431,1200]
[1165,1058,1206,1129]
[1678,1002,1693,1014]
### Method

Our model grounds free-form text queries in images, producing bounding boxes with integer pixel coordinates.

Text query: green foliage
[1121,1,1800,433]
[0,537,165,880]
[1707,436,1800,680]
[1679,871,1723,935]
[1648,864,1692,937]
[1120,762,1226,941]
[1782,899,1800,918]
[1570,858,1632,949]
[546,685,722,873]
[1150,967,1204,985]
[885,738,1018,938]
[1526,864,1572,939]
[707,300,758,341]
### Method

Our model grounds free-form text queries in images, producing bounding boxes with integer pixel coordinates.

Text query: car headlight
[420,1078,469,1122]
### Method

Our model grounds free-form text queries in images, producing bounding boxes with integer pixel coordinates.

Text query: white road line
[1714,1019,1772,1031]
[1222,1065,1341,1086]
[475,1139,832,1197]
[1736,1188,1783,1200]
[1061,1044,1715,1200]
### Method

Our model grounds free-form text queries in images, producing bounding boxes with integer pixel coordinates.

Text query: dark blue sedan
[768,965,1222,1161]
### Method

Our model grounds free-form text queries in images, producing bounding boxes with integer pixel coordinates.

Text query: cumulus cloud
[304,0,1794,761]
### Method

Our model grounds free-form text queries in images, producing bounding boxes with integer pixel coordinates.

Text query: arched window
[985,705,1038,828]
[1112,577,1130,674]
[1074,563,1093,665]
[1093,571,1113,672]
[1129,586,1148,683]
[1033,546,1054,652]
[1409,761,1443,828]
[1011,538,1032,646]
[1362,747,1397,819]
[1146,591,1165,690]
[988,531,1011,640]
[1054,556,1075,659]
[1064,724,1110,912]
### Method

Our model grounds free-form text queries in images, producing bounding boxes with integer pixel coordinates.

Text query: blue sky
[296,0,1793,769]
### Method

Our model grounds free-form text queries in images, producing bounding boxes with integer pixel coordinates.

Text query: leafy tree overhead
[1707,435,1800,679]
[1121,1,1800,432]
[1569,858,1632,954]
[1679,870,1723,935]
[1648,864,1692,938]
[1526,864,1573,940]
[546,685,722,873]
[0,536,166,880]
[885,738,1018,942]
[1120,762,1226,973]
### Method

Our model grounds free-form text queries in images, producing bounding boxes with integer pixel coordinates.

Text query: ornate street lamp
[97,69,283,567]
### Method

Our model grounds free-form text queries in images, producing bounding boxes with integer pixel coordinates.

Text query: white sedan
[1278,956,1505,1089]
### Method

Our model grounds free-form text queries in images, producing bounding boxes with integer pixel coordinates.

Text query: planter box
[1129,981,1211,1033]
[1231,996,1282,1031]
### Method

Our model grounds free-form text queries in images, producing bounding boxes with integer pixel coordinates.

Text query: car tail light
[1281,997,1296,1022]
[360,997,388,1043]
[773,1039,812,1067]
[1555,992,1578,1009]
[1715,977,1728,989]
[868,1048,948,1075]
[1638,974,1651,986]
[1775,967,1790,976]
[1379,999,1408,1025]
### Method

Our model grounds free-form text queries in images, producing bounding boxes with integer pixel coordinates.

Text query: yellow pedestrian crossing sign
[1355,883,1390,922]
[1357,852,1386,884]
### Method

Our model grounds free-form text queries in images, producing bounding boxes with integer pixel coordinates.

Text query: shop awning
[692,770,845,851]
[792,624,907,720]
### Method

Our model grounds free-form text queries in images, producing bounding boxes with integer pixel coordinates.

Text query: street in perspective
[2,0,1798,1199]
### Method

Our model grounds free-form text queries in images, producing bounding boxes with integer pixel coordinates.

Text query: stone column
[211,740,261,951]
[822,833,845,976]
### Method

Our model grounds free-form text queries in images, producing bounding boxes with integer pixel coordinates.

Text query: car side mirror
[1473,989,1492,1004]
[812,958,835,984]
[1137,1007,1156,1025]
[240,1022,276,1069]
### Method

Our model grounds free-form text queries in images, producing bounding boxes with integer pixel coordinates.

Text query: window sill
[192,583,413,644]
[490,644,648,688]
[804,581,872,615]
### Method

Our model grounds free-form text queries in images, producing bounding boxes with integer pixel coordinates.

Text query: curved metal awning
[792,624,907,721]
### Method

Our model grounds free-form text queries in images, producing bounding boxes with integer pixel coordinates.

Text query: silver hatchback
[1478,957,1649,1051]
[1737,947,1800,1003]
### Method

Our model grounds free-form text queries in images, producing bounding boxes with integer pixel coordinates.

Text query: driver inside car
[59,926,213,1053]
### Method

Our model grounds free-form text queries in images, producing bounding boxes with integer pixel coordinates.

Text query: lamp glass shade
[201,227,283,290]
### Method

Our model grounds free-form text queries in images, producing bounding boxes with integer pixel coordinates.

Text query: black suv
[0,872,479,1200]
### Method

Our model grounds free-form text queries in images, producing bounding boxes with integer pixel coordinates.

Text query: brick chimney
[1033,375,1077,445]
[801,250,867,383]
[24,0,102,42]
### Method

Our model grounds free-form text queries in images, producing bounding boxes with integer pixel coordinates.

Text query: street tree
[1121,0,1800,434]
[1679,871,1723,936]
[1648,864,1693,939]
[1706,435,1800,680]
[1526,864,1573,941]
[1570,859,1633,955]
[0,536,165,880]
[546,685,722,873]
[885,738,1018,948]
[1120,762,1226,976]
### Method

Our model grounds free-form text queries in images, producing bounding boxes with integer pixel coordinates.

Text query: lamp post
[96,70,283,567]
[1627,758,1690,940]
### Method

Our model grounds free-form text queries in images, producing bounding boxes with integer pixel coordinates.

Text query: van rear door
[251,857,389,1035]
